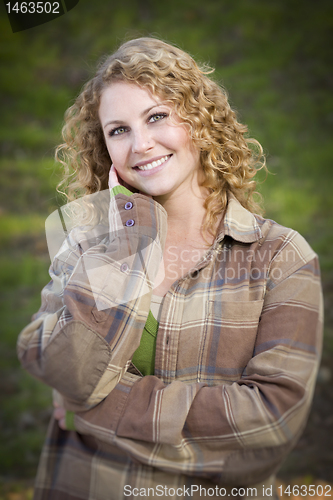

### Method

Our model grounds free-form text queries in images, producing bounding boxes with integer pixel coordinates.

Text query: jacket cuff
[74,372,140,438]
[110,185,133,198]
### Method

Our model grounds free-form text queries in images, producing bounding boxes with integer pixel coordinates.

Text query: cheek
[168,124,196,154]
[105,144,112,161]
[105,143,122,168]
[103,136,112,160]
[178,134,200,165]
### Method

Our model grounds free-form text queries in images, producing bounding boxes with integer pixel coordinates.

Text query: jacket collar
[215,192,262,244]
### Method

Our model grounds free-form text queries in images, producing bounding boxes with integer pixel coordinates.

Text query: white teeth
[137,155,170,171]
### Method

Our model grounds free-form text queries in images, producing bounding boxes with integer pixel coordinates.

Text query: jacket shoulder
[254,214,318,282]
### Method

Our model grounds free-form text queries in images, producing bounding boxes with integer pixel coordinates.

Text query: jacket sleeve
[17,191,167,411]
[71,230,323,485]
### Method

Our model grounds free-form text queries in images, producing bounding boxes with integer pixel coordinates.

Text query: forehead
[99,81,163,117]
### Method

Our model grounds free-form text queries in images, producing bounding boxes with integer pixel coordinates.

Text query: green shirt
[131,310,159,376]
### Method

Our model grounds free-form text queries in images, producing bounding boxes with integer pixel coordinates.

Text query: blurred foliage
[0,0,332,486]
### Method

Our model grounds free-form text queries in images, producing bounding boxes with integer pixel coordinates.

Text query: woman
[17,37,323,500]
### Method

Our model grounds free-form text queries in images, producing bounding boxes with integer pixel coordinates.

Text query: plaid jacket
[17,191,323,500]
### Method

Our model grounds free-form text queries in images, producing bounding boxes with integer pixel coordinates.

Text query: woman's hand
[108,165,134,192]
[53,401,67,430]
[108,165,152,198]
[108,165,120,190]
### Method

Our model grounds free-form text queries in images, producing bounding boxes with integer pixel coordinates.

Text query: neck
[154,184,211,242]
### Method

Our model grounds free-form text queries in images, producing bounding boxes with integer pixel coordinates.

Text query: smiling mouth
[135,155,172,171]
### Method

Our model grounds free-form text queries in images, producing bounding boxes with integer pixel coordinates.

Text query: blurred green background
[1,0,332,497]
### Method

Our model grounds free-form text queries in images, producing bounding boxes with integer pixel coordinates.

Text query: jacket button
[124,201,133,210]
[120,263,129,272]
[125,219,135,227]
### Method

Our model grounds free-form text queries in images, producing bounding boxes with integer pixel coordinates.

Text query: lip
[133,154,172,176]
[134,154,171,169]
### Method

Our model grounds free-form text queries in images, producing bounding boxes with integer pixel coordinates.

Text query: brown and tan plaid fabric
[17,192,323,500]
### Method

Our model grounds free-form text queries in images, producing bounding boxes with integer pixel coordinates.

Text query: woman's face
[98,81,202,200]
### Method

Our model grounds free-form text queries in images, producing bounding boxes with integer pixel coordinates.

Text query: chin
[137,185,169,198]
[148,188,171,198]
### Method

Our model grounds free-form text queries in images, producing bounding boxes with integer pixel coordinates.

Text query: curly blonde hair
[56,37,266,235]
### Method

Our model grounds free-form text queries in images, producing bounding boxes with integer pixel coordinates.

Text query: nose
[131,127,154,154]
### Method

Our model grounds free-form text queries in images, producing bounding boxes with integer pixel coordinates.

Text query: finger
[58,417,67,430]
[53,407,66,421]
[108,165,120,190]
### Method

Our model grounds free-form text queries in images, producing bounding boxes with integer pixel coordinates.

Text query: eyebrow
[103,103,166,129]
